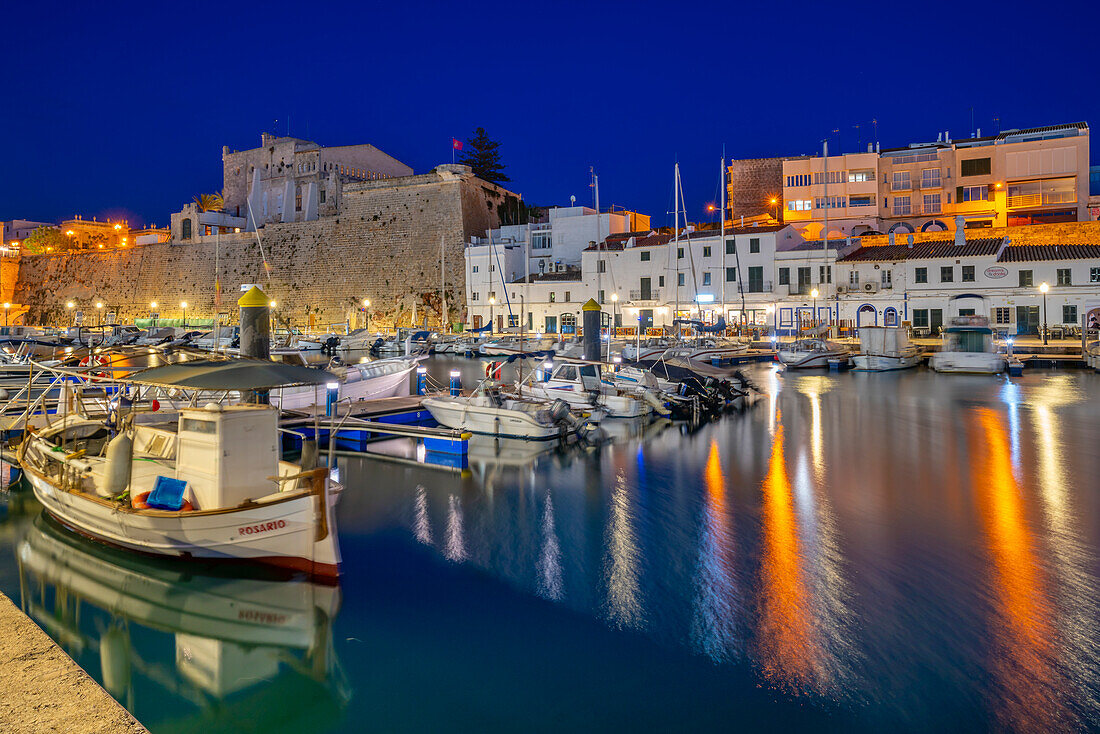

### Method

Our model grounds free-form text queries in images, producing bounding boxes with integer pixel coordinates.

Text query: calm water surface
[1,362,1099,732]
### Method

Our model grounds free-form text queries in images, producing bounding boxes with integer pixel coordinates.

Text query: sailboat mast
[822,138,829,334]
[720,153,726,325]
[674,163,681,338]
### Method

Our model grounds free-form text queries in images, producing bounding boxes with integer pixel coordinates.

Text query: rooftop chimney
[976,127,982,137]
[907,234,914,246]
[889,231,895,246]
[954,217,966,246]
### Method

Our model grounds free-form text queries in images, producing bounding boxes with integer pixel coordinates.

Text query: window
[882,269,892,286]
[561,313,576,328]
[508,314,519,327]
[549,292,556,303]
[597,260,606,273]
[785,174,812,187]
[295,194,302,211]
[961,185,988,202]
[472,265,479,273]
[319,189,326,203]
[748,266,764,292]
[726,267,737,282]
[814,195,846,209]
[204,225,212,236]
[893,196,911,215]
[1057,268,1071,286]
[812,170,846,185]
[785,199,812,211]
[849,194,875,207]
[962,265,975,282]
[848,169,874,182]
[940,266,953,282]
[921,168,942,188]
[749,238,760,253]
[489,264,495,272]
[1063,305,1078,324]
[848,270,859,287]
[1019,270,1034,287]
[961,158,991,177]
[471,292,479,302]
[702,272,711,286]
[659,275,665,287]
[1091,267,1100,282]
[564,291,571,302]
[640,251,650,262]
[677,273,685,286]
[677,247,684,259]
[778,267,790,285]
[913,309,929,328]
[923,194,941,213]
[532,232,552,249]
[820,265,831,283]
[703,246,711,257]
[892,171,911,191]
[994,307,1012,324]
[181,218,192,240]
[915,267,928,284]
[725,239,735,254]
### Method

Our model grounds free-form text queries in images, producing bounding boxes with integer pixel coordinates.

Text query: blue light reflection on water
[1,364,1099,732]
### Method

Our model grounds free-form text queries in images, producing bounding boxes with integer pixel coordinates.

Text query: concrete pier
[0,593,147,734]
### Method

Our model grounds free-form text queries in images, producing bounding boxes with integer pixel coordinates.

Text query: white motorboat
[422,384,574,440]
[272,356,417,410]
[518,361,658,419]
[776,338,852,369]
[852,326,923,371]
[16,361,344,580]
[621,337,675,362]
[928,316,1006,374]
[479,336,543,357]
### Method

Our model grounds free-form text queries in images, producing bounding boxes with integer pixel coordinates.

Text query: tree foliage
[458,128,510,184]
[194,192,224,212]
[21,226,66,254]
[497,195,541,226]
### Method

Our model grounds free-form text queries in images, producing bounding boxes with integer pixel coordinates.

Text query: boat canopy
[120,358,337,389]
[467,323,493,333]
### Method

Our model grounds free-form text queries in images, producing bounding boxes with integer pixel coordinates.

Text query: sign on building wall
[984,266,1008,279]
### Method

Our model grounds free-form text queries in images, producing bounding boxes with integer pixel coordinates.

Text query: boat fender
[131,490,193,511]
[99,626,132,697]
[101,430,133,498]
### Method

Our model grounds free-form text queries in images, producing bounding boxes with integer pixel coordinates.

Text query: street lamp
[810,288,819,329]
[363,298,371,331]
[150,301,158,327]
[1039,282,1049,345]
[180,300,188,328]
[770,197,779,223]
[488,296,496,333]
[2,302,9,328]
[95,301,104,327]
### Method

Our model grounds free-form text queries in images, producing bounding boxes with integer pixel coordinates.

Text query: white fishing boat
[928,316,1006,374]
[422,384,574,440]
[15,360,343,580]
[479,335,540,357]
[852,326,922,371]
[776,338,852,369]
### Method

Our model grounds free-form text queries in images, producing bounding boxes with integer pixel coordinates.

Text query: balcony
[628,289,661,301]
[738,281,772,294]
[891,182,913,192]
[887,151,939,165]
[1007,191,1076,208]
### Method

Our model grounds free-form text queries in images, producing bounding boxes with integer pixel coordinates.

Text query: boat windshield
[945,330,991,353]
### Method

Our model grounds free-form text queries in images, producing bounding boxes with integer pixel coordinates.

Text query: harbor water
[1,360,1099,732]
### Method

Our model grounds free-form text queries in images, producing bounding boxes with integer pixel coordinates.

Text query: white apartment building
[464,220,1100,339]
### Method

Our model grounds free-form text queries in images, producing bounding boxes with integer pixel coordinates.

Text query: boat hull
[777,350,849,369]
[23,467,341,580]
[929,351,1006,374]
[423,397,566,440]
[851,353,922,371]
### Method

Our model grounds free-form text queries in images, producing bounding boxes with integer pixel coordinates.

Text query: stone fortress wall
[13,167,513,330]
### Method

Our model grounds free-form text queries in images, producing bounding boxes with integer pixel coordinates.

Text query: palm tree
[193,193,225,212]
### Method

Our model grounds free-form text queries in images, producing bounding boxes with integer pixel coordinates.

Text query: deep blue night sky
[5,0,1097,229]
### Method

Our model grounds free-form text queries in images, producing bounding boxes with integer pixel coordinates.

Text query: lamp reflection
[690,441,740,662]
[603,471,643,630]
[536,491,563,601]
[444,494,467,562]
[970,407,1068,730]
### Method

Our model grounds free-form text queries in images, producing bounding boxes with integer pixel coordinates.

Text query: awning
[123,358,337,389]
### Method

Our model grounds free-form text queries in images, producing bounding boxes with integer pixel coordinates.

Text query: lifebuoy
[484,361,504,380]
[79,354,110,376]
[131,490,193,512]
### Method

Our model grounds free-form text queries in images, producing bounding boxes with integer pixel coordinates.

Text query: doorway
[1016,305,1039,335]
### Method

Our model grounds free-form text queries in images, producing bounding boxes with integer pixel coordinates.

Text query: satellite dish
[570,195,576,205]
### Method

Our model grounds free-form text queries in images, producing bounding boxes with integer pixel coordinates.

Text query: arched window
[561,313,577,328]
[884,307,899,326]
[181,218,192,240]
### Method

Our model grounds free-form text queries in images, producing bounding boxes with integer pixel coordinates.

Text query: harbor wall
[0,592,148,733]
[13,168,512,330]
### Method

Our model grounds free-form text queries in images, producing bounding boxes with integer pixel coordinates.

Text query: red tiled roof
[838,238,1003,262]
[997,244,1100,262]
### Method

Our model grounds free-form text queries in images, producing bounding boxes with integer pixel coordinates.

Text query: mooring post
[238,286,271,404]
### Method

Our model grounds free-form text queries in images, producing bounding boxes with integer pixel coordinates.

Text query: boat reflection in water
[15,511,350,733]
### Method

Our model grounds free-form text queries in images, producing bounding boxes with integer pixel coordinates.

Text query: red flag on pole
[452,138,463,151]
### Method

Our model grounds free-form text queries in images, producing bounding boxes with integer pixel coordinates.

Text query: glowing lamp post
[150,301,158,327]
[180,301,188,328]
[363,299,371,331]
[1039,282,1049,345]
[66,301,75,326]
[95,301,104,327]
[770,197,779,222]
[810,288,819,330]
[2,302,9,327]
[488,296,496,334]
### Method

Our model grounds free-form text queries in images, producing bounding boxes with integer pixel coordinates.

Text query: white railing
[628,289,660,301]
[1007,192,1076,208]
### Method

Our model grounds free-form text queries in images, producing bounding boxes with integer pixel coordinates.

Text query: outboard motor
[369,337,384,354]
[321,335,341,356]
[546,398,607,445]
